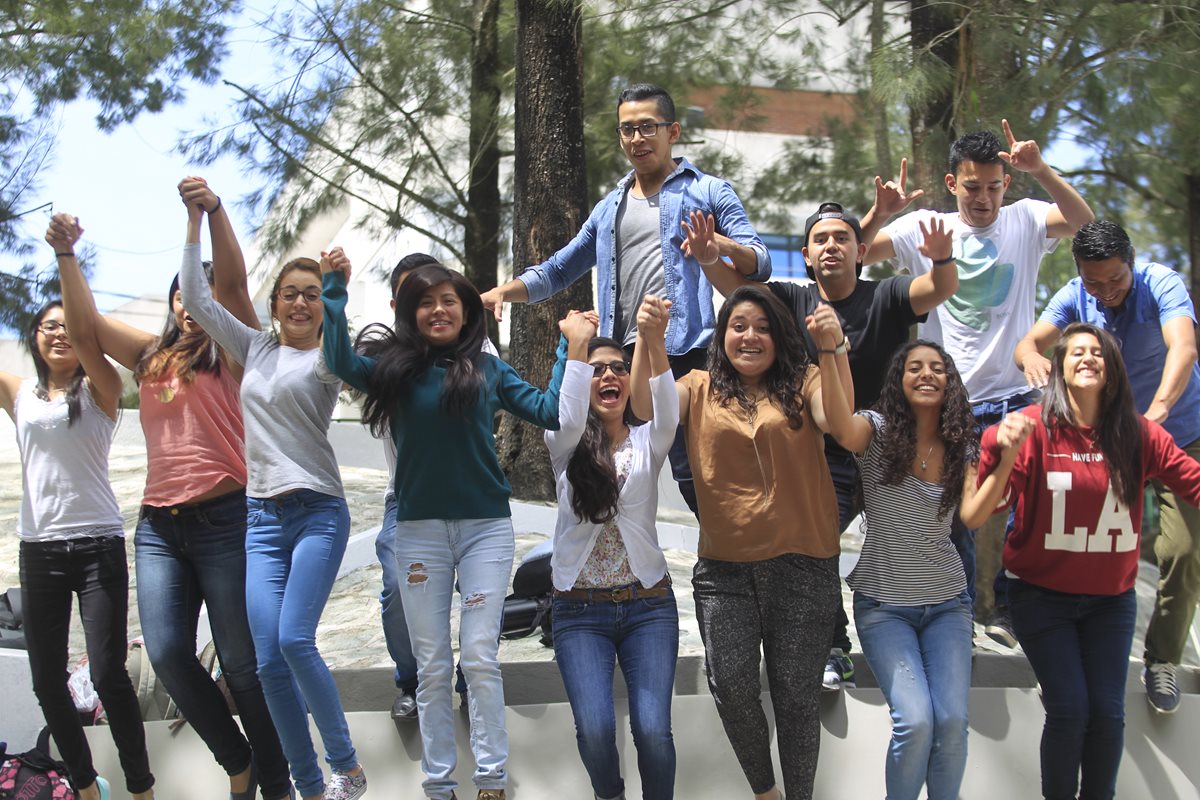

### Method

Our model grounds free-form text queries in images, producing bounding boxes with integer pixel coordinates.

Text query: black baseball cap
[802,202,864,281]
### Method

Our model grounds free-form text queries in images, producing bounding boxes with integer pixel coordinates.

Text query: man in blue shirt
[482,83,770,512]
[1015,220,1200,715]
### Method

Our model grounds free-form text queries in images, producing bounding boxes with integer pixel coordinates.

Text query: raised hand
[680,210,720,266]
[917,217,953,262]
[873,157,925,219]
[996,411,1036,452]
[636,294,673,340]
[45,213,83,253]
[320,247,352,279]
[178,176,221,214]
[805,303,844,351]
[559,308,598,344]
[997,119,1048,175]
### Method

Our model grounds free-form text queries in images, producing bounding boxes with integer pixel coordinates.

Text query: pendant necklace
[920,444,935,471]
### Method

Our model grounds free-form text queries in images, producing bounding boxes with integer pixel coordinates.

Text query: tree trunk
[466,0,503,344]
[908,0,959,211]
[497,0,592,501]
[869,0,893,179]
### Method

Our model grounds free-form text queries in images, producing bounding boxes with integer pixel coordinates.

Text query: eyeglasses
[590,360,630,377]
[616,121,672,140]
[37,321,67,335]
[277,286,322,303]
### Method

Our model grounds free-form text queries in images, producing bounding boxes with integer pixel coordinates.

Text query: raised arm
[861,157,925,250]
[631,295,672,421]
[179,177,260,330]
[809,305,871,451]
[907,217,958,316]
[999,119,1093,238]
[805,303,854,437]
[961,412,1036,528]
[0,371,23,420]
[319,249,375,393]
[544,321,597,462]
[46,212,155,371]
[46,215,122,417]
[498,312,595,429]
[178,206,255,365]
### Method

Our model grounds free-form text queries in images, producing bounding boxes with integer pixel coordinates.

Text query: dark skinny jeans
[20,536,155,795]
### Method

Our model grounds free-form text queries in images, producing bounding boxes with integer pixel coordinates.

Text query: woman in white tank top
[0,215,155,800]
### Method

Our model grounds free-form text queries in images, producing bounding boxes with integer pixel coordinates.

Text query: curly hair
[565,337,639,524]
[706,285,810,429]
[1041,322,1142,509]
[872,340,976,520]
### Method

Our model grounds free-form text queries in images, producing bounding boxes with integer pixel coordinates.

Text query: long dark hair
[24,301,86,426]
[135,266,222,383]
[1041,322,1142,508]
[873,340,976,520]
[707,285,809,429]
[356,263,486,436]
[566,337,637,524]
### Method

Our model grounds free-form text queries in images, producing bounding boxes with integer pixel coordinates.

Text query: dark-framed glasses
[590,360,630,377]
[278,286,322,303]
[616,121,672,140]
[37,320,67,335]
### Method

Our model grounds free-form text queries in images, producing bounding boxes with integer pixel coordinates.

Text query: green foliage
[0,0,237,331]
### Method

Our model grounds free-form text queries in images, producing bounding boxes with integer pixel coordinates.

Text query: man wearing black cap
[690,168,957,689]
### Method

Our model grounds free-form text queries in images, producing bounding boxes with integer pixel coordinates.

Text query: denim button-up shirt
[518,157,770,355]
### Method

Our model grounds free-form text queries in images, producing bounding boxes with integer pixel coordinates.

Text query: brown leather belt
[554,576,672,603]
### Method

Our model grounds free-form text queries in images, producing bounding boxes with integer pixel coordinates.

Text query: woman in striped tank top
[815,327,1031,800]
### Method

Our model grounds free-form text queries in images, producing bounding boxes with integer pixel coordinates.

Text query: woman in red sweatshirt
[977,322,1200,800]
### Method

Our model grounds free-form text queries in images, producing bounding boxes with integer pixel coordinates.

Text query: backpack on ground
[0,741,76,800]
[501,545,554,646]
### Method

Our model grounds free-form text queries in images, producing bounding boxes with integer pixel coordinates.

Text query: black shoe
[390,689,418,720]
[984,608,1018,649]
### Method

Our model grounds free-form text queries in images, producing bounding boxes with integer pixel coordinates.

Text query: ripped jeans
[393,517,515,800]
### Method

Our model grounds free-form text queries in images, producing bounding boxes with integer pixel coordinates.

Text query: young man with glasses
[482,83,770,512]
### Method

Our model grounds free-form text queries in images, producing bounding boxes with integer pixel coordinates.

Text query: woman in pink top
[56,179,290,800]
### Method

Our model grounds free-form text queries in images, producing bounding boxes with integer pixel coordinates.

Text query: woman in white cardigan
[547,296,680,800]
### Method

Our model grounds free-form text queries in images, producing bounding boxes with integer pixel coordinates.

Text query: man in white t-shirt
[863,121,1094,642]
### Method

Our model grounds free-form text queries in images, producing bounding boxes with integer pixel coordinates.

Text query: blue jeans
[245,489,356,798]
[395,517,515,800]
[854,592,973,800]
[1009,580,1136,800]
[951,389,1038,606]
[136,490,289,798]
[553,589,679,800]
[376,493,419,692]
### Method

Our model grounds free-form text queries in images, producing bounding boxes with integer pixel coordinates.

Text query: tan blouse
[681,367,839,562]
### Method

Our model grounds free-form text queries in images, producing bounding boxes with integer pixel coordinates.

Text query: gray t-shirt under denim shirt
[179,243,344,499]
[613,191,666,346]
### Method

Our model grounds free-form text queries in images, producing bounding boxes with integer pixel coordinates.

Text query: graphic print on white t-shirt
[947,234,1015,332]
[883,197,1057,402]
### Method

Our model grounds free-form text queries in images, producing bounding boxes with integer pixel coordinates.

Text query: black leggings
[693,553,840,799]
[20,537,154,795]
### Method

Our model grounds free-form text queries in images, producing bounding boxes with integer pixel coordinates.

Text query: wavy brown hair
[565,337,639,524]
[707,285,809,429]
[873,340,976,520]
[135,266,223,384]
[1041,323,1142,508]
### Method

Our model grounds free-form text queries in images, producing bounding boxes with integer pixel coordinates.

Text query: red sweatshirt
[978,405,1200,595]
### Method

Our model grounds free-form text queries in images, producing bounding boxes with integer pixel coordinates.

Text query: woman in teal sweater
[320,250,594,800]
